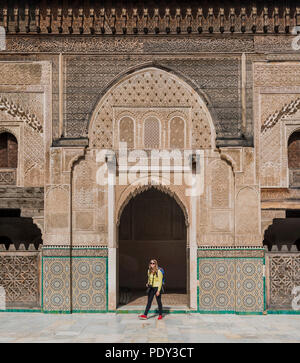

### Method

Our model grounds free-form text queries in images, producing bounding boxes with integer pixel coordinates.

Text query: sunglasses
[150,262,155,265]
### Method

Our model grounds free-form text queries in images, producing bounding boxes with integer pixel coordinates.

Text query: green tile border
[197,247,265,251]
[106,254,108,312]
[42,310,72,314]
[267,310,300,315]
[263,257,266,311]
[1,309,299,315]
[0,309,42,313]
[197,254,200,312]
[114,309,195,314]
[197,257,264,259]
[42,246,108,250]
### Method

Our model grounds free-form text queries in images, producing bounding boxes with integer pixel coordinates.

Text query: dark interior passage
[0,209,42,249]
[118,188,187,304]
[264,210,300,251]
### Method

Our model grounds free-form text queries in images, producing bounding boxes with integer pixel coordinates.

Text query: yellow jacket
[147,269,163,292]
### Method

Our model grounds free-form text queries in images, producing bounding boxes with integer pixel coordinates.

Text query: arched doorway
[0,132,18,185]
[0,132,18,169]
[288,130,300,187]
[118,188,187,308]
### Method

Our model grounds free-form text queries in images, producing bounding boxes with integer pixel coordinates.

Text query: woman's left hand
[156,291,160,297]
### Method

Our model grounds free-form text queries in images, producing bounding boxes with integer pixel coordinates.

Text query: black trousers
[144,287,163,316]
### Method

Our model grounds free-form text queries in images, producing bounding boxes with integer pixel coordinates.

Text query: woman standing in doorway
[139,259,163,320]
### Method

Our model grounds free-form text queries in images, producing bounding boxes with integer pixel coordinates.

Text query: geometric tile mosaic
[72,258,107,311]
[236,259,264,312]
[198,258,264,312]
[43,257,71,312]
[198,259,235,311]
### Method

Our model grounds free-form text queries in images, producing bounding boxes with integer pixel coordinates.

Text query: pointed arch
[88,66,216,150]
[116,178,190,227]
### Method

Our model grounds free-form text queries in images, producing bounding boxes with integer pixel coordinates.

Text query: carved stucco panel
[260,94,299,128]
[45,185,70,234]
[235,186,260,236]
[50,148,62,185]
[254,62,300,190]
[254,63,300,88]
[89,67,215,150]
[0,62,50,86]
[0,92,45,187]
[23,124,44,186]
[207,158,234,236]
[260,97,300,188]
[209,159,232,209]
[71,152,108,245]
[242,148,256,186]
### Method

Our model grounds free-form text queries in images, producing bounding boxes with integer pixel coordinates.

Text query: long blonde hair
[148,259,159,276]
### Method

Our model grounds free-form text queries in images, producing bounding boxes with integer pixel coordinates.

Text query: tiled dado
[197,247,265,313]
[42,246,108,313]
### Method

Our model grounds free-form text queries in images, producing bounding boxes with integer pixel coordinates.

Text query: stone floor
[119,289,187,307]
[0,312,299,342]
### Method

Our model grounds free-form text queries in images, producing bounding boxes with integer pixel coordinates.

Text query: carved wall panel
[254,62,300,189]
[114,107,190,149]
[0,61,50,188]
[0,62,47,85]
[72,158,95,232]
[0,254,40,307]
[260,103,300,188]
[207,159,234,235]
[71,154,108,245]
[45,185,69,233]
[89,67,214,150]
[0,169,16,185]
[260,94,299,129]
[210,159,231,209]
[254,64,300,89]
[269,254,300,309]
[144,116,160,149]
[23,124,44,186]
[261,122,282,187]
[50,149,62,185]
[73,159,94,210]
[236,187,260,235]
[0,94,44,131]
